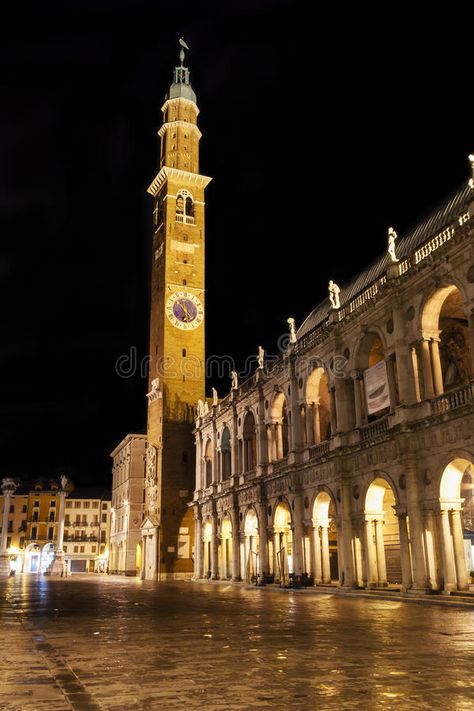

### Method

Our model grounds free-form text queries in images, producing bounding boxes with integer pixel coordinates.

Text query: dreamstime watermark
[114,334,348,385]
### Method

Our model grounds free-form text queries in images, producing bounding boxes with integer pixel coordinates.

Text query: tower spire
[167,38,196,104]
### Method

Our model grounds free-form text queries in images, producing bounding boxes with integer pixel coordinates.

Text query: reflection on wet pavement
[2,575,474,710]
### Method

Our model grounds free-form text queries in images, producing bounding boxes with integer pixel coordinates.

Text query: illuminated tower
[141,42,211,579]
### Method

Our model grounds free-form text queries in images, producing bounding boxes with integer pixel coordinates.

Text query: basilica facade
[193,166,474,594]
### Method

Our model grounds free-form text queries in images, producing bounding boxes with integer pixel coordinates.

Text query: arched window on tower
[176,189,195,225]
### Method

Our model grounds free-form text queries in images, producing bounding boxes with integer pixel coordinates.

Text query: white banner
[363,360,390,415]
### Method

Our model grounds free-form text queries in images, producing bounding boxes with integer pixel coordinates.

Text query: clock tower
[141,43,211,580]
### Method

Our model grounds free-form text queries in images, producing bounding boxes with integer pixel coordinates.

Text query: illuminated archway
[219,516,233,579]
[312,491,338,584]
[242,508,260,582]
[273,502,293,583]
[364,477,401,587]
[304,367,331,445]
[421,286,472,396]
[438,458,472,591]
[269,393,289,460]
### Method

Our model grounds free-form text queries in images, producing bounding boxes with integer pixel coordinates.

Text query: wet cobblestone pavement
[2,575,474,710]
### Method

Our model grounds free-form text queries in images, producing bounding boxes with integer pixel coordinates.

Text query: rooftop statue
[328,280,341,310]
[388,226,399,263]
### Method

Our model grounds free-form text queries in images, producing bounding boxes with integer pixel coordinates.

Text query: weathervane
[179,37,190,66]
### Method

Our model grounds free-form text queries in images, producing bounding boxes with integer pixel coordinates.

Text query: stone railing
[272,457,288,472]
[430,380,474,415]
[308,441,330,459]
[359,416,389,442]
[296,210,471,348]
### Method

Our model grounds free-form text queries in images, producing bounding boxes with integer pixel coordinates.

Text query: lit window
[175,189,195,225]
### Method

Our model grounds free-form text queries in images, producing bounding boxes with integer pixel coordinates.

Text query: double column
[311,520,332,584]
[438,506,469,592]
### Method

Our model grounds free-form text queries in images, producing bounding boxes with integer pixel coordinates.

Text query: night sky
[1,1,472,485]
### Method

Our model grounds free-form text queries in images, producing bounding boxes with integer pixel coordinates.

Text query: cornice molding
[147,167,212,196]
[157,121,202,140]
[161,97,200,117]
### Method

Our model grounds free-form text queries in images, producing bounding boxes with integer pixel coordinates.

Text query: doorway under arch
[219,516,233,579]
[312,491,338,584]
[242,509,259,582]
[273,502,293,583]
[364,478,401,587]
[438,458,473,591]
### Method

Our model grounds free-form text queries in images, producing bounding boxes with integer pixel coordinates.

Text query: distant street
[2,575,474,710]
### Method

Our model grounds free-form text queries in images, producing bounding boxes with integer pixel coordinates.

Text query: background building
[63,489,111,573]
[1,479,111,574]
[109,434,146,575]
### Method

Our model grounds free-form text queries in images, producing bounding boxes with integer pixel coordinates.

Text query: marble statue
[328,280,341,309]
[231,371,238,390]
[203,401,210,415]
[287,318,297,344]
[257,346,265,369]
[197,399,205,417]
[388,227,399,263]
[212,388,218,406]
[60,475,68,490]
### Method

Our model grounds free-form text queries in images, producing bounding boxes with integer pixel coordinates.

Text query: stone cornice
[161,97,200,117]
[158,121,202,140]
[147,167,212,196]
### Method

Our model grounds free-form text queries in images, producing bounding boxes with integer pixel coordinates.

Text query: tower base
[47,551,66,576]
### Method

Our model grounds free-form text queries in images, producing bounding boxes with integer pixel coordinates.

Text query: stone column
[0,479,17,574]
[439,509,457,592]
[49,486,68,576]
[257,389,268,469]
[266,425,273,463]
[231,408,239,478]
[364,519,378,587]
[410,346,422,403]
[420,338,435,399]
[276,423,283,460]
[273,532,281,580]
[329,387,337,435]
[289,369,304,454]
[451,509,469,590]
[211,514,219,579]
[320,524,331,583]
[423,509,439,590]
[313,404,321,444]
[397,511,413,592]
[313,525,322,583]
[194,514,202,579]
[405,460,429,590]
[374,518,387,585]
[393,303,416,405]
[430,338,444,396]
[292,494,304,576]
[341,483,356,586]
[258,501,269,574]
[386,356,398,412]
[195,434,202,491]
[334,377,351,433]
[351,371,363,428]
[230,509,241,581]
[305,405,314,447]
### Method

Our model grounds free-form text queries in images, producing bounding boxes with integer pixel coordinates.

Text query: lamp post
[0,478,18,575]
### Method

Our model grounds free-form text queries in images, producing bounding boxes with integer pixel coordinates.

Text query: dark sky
[1,1,472,485]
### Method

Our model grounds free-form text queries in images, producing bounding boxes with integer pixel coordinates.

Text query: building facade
[0,479,111,574]
[140,45,209,579]
[193,164,474,594]
[109,434,146,575]
[63,489,111,573]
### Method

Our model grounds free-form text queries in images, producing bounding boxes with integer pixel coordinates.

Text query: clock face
[166,291,204,330]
